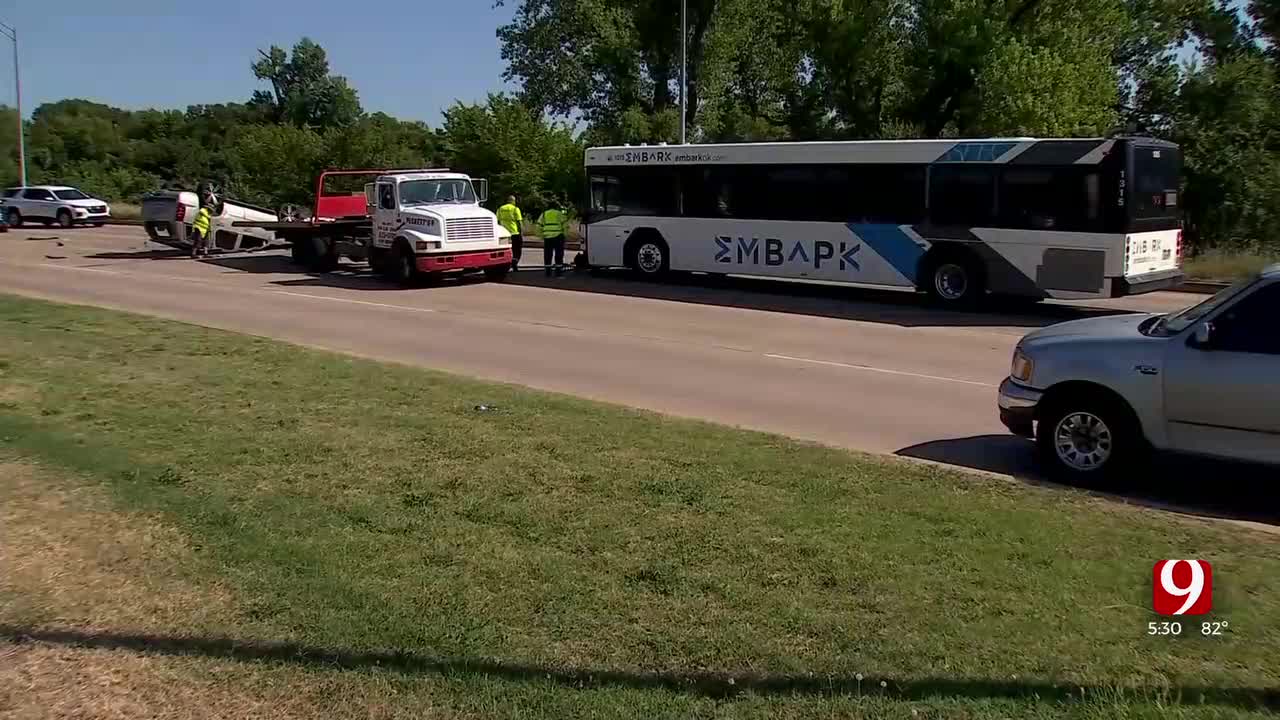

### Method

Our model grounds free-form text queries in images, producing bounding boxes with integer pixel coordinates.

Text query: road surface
[8,226,1275,529]
[0,224,1199,472]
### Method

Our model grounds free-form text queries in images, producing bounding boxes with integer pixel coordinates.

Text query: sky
[2,0,518,124]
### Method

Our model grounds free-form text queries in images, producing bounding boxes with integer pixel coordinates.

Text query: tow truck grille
[445,217,494,241]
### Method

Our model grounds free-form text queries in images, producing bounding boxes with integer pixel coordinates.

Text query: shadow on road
[86,247,1170,330]
[507,268,1140,330]
[2,625,1274,710]
[87,248,192,261]
[897,434,1280,527]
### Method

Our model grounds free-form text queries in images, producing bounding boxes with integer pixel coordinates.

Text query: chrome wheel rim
[934,263,968,300]
[1054,412,1113,471]
[637,243,663,273]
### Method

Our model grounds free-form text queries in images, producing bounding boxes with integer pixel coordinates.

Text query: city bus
[580,136,1184,306]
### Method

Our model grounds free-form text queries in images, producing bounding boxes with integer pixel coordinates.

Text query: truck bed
[232,219,370,234]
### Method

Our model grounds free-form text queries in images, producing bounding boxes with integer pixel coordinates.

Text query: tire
[92,222,105,227]
[1036,392,1142,483]
[391,243,418,287]
[484,266,510,282]
[56,209,73,229]
[5,209,19,228]
[306,236,339,272]
[368,247,388,275]
[289,238,309,265]
[922,251,985,308]
[625,233,670,278]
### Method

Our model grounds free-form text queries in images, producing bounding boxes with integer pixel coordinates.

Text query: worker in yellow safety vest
[190,204,212,259]
[536,203,566,277]
[497,195,524,271]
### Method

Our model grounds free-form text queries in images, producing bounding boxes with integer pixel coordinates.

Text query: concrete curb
[1171,280,1231,295]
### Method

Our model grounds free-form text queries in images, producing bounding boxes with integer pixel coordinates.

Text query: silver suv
[999,265,1279,479]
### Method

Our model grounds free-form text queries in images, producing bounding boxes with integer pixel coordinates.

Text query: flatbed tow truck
[234,168,512,285]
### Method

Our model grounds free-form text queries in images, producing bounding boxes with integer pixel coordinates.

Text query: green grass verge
[0,293,1276,718]
[1184,249,1280,282]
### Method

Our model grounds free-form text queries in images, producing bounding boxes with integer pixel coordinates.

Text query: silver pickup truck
[999,265,1279,479]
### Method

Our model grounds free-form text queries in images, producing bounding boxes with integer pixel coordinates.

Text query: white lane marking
[36,263,121,275]
[271,290,435,313]
[763,353,997,388]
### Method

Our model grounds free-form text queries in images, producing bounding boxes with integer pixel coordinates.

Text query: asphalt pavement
[5,225,1272,528]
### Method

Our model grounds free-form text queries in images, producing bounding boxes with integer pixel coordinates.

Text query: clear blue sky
[3,0,518,124]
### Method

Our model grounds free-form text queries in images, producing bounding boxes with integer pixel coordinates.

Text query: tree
[442,94,583,211]
[250,38,363,129]
[497,0,721,141]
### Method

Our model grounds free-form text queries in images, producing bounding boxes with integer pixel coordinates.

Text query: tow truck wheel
[392,244,417,287]
[368,247,388,275]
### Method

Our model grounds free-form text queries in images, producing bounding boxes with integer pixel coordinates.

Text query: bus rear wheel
[922,252,985,308]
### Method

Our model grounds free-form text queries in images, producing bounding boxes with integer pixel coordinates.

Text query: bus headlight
[1011,348,1034,383]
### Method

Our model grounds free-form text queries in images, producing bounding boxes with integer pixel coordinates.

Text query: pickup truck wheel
[1036,395,1140,483]
[56,209,73,229]
[5,209,20,228]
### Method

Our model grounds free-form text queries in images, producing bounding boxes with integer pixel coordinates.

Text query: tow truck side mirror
[364,183,376,211]
[473,178,489,204]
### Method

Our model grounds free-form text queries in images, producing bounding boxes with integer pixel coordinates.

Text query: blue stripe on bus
[847,223,926,281]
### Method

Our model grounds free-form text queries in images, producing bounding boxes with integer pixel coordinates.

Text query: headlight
[414,240,442,251]
[1011,348,1034,383]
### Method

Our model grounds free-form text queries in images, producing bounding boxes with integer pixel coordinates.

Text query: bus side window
[998,167,1099,232]
[930,166,996,226]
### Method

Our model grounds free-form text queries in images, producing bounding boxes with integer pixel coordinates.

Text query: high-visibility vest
[538,208,565,237]
[497,203,523,235]
[192,207,211,235]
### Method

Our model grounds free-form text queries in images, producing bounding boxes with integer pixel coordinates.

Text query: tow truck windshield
[400,179,476,205]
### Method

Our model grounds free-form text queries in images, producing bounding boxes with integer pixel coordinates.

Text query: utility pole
[679,0,687,145]
[0,22,24,186]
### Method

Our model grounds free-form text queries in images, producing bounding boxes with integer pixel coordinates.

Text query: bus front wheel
[922,252,985,308]
[626,234,670,279]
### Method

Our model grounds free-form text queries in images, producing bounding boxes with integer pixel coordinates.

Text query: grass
[110,201,143,222]
[1184,248,1280,282]
[0,293,1276,718]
